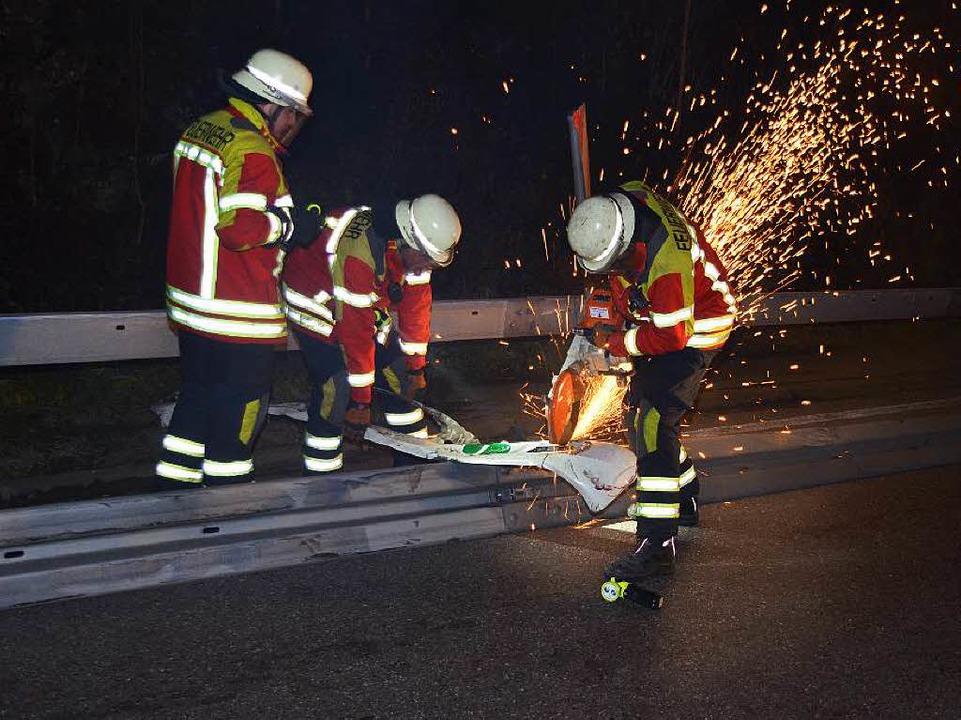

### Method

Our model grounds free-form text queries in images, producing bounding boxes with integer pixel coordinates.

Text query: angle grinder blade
[546,368,580,445]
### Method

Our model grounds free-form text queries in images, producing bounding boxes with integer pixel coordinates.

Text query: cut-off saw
[546,286,633,445]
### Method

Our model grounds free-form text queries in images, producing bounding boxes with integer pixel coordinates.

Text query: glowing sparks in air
[662,5,955,316]
[529,1,956,443]
[570,375,626,442]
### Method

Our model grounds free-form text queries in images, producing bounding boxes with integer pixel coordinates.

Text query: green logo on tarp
[462,442,511,455]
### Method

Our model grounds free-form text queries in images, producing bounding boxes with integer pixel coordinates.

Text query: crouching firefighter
[565,181,738,579]
[281,194,462,473]
[156,49,319,489]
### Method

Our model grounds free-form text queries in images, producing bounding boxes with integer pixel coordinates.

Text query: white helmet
[394,194,462,267]
[566,192,636,273]
[231,49,313,116]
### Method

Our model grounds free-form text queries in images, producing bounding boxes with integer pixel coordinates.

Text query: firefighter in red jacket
[565,181,737,579]
[156,49,318,488]
[281,195,461,473]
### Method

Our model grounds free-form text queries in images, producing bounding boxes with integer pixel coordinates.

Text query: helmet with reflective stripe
[394,194,462,268]
[566,192,636,273]
[231,49,313,116]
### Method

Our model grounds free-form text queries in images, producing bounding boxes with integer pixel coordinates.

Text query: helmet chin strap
[262,104,306,151]
[266,105,288,149]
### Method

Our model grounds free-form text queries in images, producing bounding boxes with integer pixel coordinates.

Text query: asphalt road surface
[2,464,958,719]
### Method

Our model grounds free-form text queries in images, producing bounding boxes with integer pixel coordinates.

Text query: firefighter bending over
[156,49,320,489]
[565,181,737,579]
[281,195,462,473]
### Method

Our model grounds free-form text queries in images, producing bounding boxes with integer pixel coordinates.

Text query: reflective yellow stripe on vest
[324,207,369,255]
[174,141,224,176]
[651,305,694,329]
[693,315,735,333]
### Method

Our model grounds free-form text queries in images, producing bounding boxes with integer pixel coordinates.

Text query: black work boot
[679,495,699,527]
[604,536,676,580]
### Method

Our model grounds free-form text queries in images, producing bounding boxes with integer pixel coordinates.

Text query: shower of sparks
[570,375,628,442]
[524,1,956,443]
[664,4,955,317]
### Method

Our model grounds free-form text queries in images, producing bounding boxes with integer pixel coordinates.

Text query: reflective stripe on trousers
[294,329,352,475]
[304,430,344,474]
[377,341,429,438]
[156,332,272,486]
[628,348,715,538]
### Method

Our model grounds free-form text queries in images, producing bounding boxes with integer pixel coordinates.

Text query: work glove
[343,401,371,443]
[288,203,326,249]
[387,281,404,304]
[582,327,613,350]
[405,368,428,400]
[267,203,325,251]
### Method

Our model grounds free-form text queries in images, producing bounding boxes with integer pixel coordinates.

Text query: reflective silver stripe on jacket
[650,305,694,329]
[168,286,284,318]
[219,192,268,212]
[282,285,334,322]
[404,270,432,285]
[284,307,333,337]
[168,306,287,339]
[333,285,379,308]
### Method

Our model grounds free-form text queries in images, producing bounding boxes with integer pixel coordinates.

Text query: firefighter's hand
[584,327,613,350]
[285,203,326,250]
[343,401,371,443]
[405,368,427,400]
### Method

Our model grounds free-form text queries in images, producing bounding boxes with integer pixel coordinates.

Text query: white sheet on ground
[153,398,632,513]
[365,425,634,513]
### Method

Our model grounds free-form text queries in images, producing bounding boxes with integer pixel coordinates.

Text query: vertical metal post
[567,103,592,206]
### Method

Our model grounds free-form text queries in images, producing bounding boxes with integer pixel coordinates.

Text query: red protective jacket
[283,221,437,402]
[282,207,382,404]
[602,181,737,357]
[165,98,290,343]
[376,241,432,372]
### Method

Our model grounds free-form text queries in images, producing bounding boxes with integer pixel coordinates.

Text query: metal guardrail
[1,289,959,367]
[3,397,961,609]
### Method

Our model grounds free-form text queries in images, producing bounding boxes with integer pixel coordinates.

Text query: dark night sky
[1,0,958,312]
